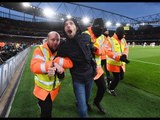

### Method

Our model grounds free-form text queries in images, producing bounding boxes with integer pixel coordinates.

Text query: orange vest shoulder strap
[87,27,97,43]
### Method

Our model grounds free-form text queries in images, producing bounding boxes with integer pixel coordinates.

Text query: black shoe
[107,89,117,96]
[93,102,106,114]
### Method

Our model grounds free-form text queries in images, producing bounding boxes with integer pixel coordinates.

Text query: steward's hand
[124,59,130,64]
[120,54,130,64]
[48,67,56,77]
[120,54,127,61]
[54,62,64,74]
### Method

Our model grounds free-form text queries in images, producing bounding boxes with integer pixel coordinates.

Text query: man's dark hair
[63,18,82,39]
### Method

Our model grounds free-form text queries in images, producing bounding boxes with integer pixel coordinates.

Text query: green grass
[124,46,160,97]
[8,46,160,118]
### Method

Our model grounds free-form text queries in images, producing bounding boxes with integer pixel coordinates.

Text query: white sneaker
[107,89,117,96]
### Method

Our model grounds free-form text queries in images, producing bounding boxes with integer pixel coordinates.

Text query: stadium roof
[1,2,160,26]
[0,2,140,25]
[0,2,43,17]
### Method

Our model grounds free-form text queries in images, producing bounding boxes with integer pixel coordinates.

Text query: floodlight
[82,17,90,25]
[43,8,55,18]
[66,14,72,19]
[106,21,112,27]
[22,2,31,8]
[126,23,130,26]
[116,23,121,27]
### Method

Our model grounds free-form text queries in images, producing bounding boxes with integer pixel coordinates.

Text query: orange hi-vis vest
[30,42,73,101]
[35,45,61,91]
[84,27,108,80]
[106,33,129,72]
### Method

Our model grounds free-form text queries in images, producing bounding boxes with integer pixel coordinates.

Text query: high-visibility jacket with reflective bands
[30,42,73,101]
[106,33,129,72]
[101,36,110,60]
[84,27,108,80]
[34,45,61,91]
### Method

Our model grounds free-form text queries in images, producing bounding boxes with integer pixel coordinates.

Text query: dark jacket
[57,32,96,83]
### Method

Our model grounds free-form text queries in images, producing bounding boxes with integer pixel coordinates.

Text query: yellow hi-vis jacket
[84,27,107,80]
[106,33,129,72]
[101,36,110,60]
[34,45,61,91]
[30,42,73,101]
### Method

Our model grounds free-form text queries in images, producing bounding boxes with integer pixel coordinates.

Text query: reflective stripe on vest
[107,37,126,66]
[40,62,47,73]
[59,58,64,67]
[35,75,54,86]
[34,45,61,91]
[33,55,45,61]
[34,75,61,91]
[99,35,105,50]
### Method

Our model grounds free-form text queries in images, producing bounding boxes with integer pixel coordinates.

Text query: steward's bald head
[47,31,61,52]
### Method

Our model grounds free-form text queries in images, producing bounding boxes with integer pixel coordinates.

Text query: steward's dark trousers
[94,74,106,104]
[101,59,110,78]
[38,93,52,118]
[109,67,124,90]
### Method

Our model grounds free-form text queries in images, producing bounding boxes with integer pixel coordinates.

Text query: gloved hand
[120,54,127,61]
[120,54,130,64]
[57,72,65,80]
[124,59,130,64]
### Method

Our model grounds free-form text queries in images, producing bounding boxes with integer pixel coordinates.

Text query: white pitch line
[129,59,160,66]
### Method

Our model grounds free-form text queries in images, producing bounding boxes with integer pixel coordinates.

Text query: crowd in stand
[0,17,63,37]
[0,42,27,65]
[0,16,160,65]
[1,17,160,42]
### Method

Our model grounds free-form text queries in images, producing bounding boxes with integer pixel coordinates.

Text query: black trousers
[94,74,106,104]
[108,67,124,90]
[101,59,110,78]
[38,93,52,118]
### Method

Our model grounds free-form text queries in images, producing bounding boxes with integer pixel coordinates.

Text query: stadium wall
[0,47,30,98]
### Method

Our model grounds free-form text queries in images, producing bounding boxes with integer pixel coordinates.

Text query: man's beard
[48,43,57,53]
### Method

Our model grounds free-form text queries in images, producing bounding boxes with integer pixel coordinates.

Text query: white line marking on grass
[129,59,160,66]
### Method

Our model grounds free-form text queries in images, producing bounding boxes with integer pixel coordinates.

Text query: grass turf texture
[8,46,160,118]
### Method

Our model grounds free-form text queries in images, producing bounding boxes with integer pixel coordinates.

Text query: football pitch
[8,46,160,118]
